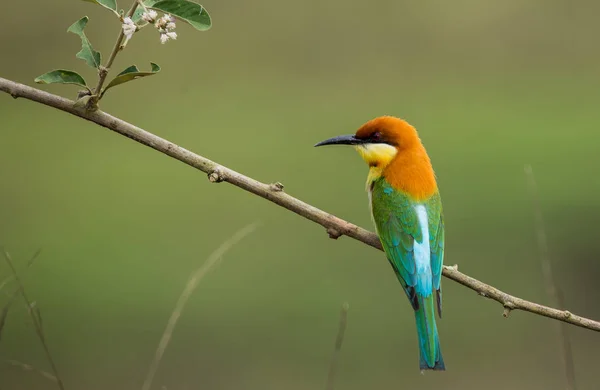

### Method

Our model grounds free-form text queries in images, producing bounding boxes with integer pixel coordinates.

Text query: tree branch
[1,77,599,333]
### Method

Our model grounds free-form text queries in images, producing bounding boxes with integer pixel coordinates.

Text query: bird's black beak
[314,134,364,147]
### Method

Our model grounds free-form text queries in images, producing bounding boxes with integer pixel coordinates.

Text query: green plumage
[370,177,445,371]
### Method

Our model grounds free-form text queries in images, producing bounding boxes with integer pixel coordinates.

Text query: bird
[315,115,445,371]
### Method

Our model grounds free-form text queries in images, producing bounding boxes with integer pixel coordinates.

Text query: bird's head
[314,116,421,169]
[315,116,436,198]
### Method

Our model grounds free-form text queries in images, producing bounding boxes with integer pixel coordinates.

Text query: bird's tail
[414,294,445,371]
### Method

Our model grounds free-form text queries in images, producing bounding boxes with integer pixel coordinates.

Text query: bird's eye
[371,131,382,141]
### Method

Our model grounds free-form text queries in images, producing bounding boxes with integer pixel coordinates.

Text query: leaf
[101,63,161,96]
[131,7,146,23]
[67,17,102,69]
[145,0,211,31]
[82,0,118,13]
[34,70,89,89]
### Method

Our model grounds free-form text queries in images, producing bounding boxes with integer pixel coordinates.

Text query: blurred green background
[1,1,600,389]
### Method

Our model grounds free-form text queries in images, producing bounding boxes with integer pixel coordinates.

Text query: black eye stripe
[355,130,394,145]
[366,131,386,143]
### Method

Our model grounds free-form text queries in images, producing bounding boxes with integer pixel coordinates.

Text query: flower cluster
[155,13,177,44]
[121,10,178,45]
[141,10,178,44]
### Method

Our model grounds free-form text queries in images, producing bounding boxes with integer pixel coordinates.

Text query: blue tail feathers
[414,295,445,371]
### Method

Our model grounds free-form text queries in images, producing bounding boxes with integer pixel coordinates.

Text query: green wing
[428,193,444,317]
[371,177,444,315]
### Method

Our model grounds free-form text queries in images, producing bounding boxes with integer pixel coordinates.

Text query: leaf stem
[90,0,141,108]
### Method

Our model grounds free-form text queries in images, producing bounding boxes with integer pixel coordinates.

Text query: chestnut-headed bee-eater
[315,116,445,371]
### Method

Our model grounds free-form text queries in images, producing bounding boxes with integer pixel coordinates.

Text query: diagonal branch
[1,77,599,333]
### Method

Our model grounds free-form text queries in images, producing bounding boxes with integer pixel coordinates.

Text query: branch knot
[208,169,224,183]
[503,302,516,317]
[269,182,284,192]
[98,66,108,78]
[327,227,342,239]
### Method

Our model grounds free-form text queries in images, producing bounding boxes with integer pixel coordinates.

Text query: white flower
[155,14,175,30]
[121,17,137,43]
[141,9,158,23]
[155,13,177,44]
[160,31,177,44]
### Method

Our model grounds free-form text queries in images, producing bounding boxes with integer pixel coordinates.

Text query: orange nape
[355,116,438,201]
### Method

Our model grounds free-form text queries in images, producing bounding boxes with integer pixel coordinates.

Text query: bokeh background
[1,1,600,389]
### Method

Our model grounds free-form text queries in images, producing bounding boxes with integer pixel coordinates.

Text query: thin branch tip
[503,302,515,317]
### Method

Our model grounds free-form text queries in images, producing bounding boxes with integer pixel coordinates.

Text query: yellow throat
[354,143,398,189]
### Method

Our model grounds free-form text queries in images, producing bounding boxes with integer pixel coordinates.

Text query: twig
[3,359,58,383]
[524,164,577,390]
[326,302,349,390]
[0,77,599,332]
[141,222,260,390]
[0,283,25,344]
[0,303,10,343]
[90,0,140,108]
[2,249,65,390]
[0,250,41,343]
[0,248,41,292]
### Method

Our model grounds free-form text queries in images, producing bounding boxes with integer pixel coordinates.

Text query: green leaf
[82,0,118,13]
[131,7,146,23]
[101,63,161,96]
[34,70,89,89]
[68,17,102,69]
[145,0,211,31]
